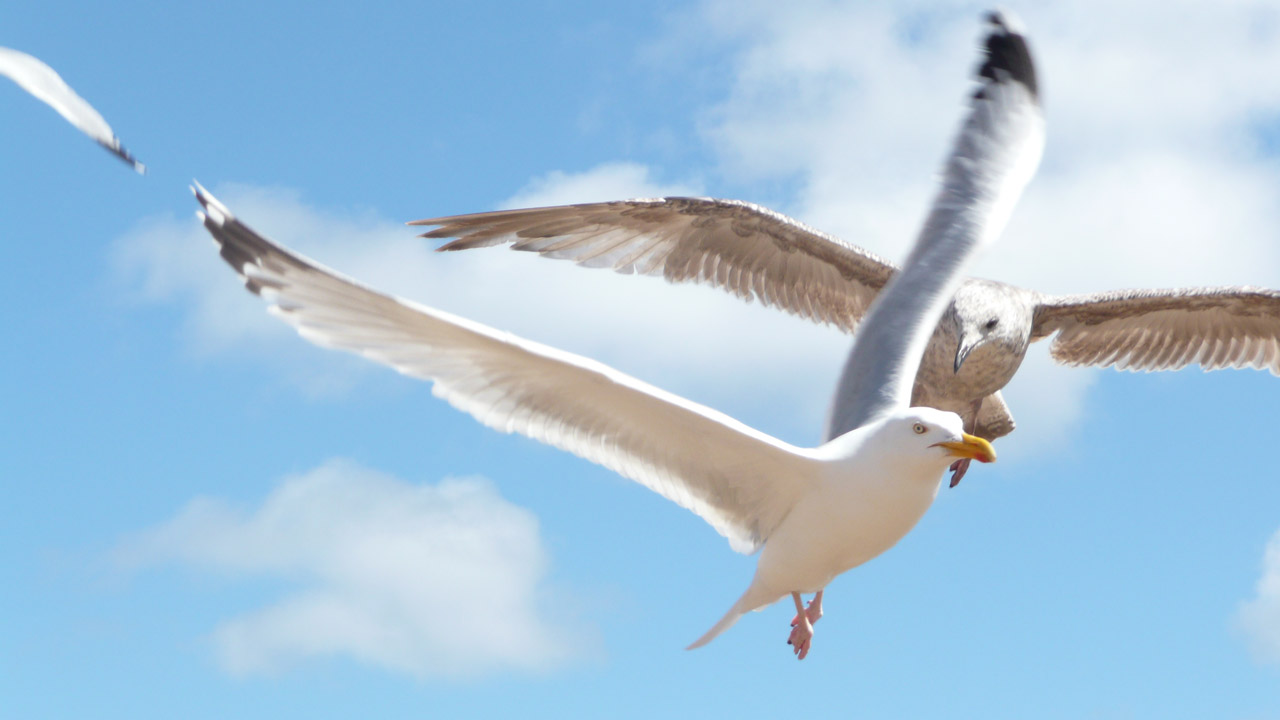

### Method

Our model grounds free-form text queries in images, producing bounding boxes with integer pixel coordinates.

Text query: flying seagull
[0,46,145,172]
[415,69,1280,489]
[196,11,1041,658]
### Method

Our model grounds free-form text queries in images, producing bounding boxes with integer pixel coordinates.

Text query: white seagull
[0,46,144,172]
[196,11,1042,658]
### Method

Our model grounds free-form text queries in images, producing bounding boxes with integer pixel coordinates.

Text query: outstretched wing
[413,197,896,333]
[0,47,144,172]
[196,186,819,554]
[825,11,1044,439]
[1031,287,1280,374]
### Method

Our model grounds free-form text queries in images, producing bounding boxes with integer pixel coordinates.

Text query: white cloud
[500,161,701,208]
[1237,529,1280,664]
[116,459,590,678]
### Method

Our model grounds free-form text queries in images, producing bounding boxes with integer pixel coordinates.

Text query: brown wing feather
[1031,287,1280,374]
[412,197,898,333]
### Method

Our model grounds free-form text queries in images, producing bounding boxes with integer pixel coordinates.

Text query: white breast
[750,456,944,596]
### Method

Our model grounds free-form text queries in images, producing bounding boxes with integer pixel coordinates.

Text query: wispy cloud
[500,161,701,208]
[1237,529,1280,664]
[116,459,591,678]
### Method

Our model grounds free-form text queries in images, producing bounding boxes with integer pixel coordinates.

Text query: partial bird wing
[825,11,1044,440]
[1030,287,1280,374]
[413,197,896,333]
[196,186,819,555]
[0,47,144,173]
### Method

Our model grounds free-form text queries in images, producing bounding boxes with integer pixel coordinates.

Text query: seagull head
[876,408,996,475]
[950,280,1035,374]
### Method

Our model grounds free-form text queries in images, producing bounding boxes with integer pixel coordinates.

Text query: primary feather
[0,46,144,172]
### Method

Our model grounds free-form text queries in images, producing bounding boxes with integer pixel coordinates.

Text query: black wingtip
[98,138,147,174]
[975,9,1038,103]
[189,183,281,297]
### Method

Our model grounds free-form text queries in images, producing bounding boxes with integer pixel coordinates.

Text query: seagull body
[687,414,970,649]
[0,46,144,172]
[197,11,1040,657]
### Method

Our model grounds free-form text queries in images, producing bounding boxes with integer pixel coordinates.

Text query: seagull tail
[685,586,762,651]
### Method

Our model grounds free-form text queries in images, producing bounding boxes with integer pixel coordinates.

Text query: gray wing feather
[825,12,1044,439]
[1032,287,1280,375]
[196,186,817,555]
[414,197,897,333]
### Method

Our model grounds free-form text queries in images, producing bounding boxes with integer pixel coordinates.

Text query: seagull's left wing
[0,47,144,172]
[825,11,1044,440]
[1031,286,1280,374]
[195,186,819,555]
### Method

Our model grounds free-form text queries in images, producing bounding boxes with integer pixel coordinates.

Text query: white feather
[0,46,144,172]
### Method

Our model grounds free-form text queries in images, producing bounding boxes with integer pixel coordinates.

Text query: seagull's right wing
[825,11,1044,440]
[413,197,897,333]
[0,47,144,173]
[196,186,818,555]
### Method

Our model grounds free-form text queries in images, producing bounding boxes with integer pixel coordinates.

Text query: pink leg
[792,590,823,627]
[950,398,985,487]
[786,590,824,660]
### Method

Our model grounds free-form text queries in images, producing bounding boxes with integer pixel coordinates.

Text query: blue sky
[4,1,1280,717]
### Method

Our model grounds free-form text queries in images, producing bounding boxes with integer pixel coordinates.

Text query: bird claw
[787,598,821,659]
[788,619,814,660]
[949,458,971,487]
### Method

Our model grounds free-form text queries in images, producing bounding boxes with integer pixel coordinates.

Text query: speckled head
[950,279,1036,375]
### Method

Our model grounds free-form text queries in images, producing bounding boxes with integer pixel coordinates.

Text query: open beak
[933,434,996,464]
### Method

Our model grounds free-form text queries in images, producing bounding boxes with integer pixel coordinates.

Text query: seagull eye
[985,318,998,330]
[912,423,927,435]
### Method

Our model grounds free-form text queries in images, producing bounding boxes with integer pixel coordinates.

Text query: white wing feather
[196,186,819,554]
[0,46,144,172]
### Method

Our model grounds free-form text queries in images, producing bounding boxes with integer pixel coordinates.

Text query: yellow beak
[934,433,996,464]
